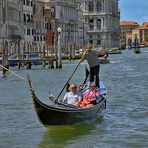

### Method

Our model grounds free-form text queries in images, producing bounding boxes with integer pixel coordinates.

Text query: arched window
[96,19,101,29]
[97,34,101,45]
[89,18,94,24]
[96,1,101,12]
[88,1,94,12]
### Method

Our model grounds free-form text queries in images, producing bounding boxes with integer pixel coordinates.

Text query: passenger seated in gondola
[62,84,82,106]
[78,84,84,92]
[79,82,100,108]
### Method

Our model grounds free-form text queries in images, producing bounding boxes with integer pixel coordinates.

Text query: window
[89,19,94,30]
[31,0,33,7]
[24,0,25,5]
[34,36,36,41]
[51,7,55,18]
[96,1,101,12]
[97,19,101,29]
[26,15,31,22]
[32,29,34,35]
[97,40,101,45]
[88,1,94,12]
[37,36,39,41]
[26,0,29,6]
[27,29,30,35]
[89,40,93,44]
[40,36,42,41]
[97,34,101,39]
[24,14,26,22]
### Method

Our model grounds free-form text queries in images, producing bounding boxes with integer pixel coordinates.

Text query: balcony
[87,28,112,33]
[83,10,119,17]
[83,10,112,16]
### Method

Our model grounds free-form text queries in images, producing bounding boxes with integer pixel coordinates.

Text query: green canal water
[0,48,148,148]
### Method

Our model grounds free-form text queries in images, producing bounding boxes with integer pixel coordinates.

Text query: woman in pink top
[80,82,100,108]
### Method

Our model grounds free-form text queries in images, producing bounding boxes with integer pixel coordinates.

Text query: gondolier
[81,43,100,89]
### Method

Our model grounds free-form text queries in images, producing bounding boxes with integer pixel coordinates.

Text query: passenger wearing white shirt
[62,84,82,106]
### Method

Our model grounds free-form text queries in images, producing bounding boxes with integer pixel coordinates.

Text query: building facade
[120,21,139,48]
[132,22,148,47]
[0,0,23,53]
[48,0,79,52]
[33,0,57,53]
[23,0,34,52]
[81,0,120,49]
[33,0,47,52]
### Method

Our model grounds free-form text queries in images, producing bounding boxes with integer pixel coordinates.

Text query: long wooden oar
[55,51,87,102]
[83,65,90,85]
[0,65,26,81]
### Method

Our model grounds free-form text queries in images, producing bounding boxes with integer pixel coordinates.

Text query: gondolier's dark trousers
[90,65,100,88]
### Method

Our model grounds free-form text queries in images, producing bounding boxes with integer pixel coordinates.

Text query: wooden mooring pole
[57,27,62,68]
[2,39,8,77]
[42,44,46,67]
[17,40,21,69]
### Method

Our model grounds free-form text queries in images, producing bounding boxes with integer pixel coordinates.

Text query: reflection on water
[38,119,103,148]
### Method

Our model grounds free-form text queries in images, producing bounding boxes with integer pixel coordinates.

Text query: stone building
[33,0,62,53]
[76,0,85,49]
[132,22,148,47]
[23,0,34,52]
[120,21,139,48]
[48,0,79,52]
[80,0,120,49]
[33,0,47,52]
[0,0,23,53]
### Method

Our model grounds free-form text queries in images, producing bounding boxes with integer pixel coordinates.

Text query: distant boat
[133,48,141,54]
[108,48,122,54]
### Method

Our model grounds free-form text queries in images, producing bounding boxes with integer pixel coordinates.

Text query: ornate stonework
[80,0,120,49]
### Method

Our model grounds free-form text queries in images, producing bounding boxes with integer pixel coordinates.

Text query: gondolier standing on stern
[81,43,100,89]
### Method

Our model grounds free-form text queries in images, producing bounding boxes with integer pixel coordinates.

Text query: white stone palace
[48,0,79,52]
[80,0,120,49]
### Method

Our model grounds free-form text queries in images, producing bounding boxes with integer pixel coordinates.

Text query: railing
[83,11,119,16]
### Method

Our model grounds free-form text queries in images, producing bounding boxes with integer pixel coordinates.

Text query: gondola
[28,76,107,126]
[133,48,141,54]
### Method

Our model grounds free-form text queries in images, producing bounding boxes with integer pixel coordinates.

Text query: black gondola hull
[32,93,106,125]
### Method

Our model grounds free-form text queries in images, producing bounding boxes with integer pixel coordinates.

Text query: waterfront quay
[0,46,111,72]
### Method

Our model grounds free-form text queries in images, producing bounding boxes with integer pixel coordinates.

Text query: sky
[119,0,148,24]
